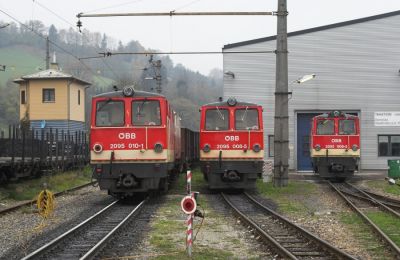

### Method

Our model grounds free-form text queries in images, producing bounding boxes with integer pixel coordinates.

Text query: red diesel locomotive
[90,86,184,198]
[310,111,360,179]
[200,98,264,189]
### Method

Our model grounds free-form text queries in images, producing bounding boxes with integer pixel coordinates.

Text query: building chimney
[50,51,59,70]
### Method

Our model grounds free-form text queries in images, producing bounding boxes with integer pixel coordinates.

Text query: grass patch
[0,166,92,201]
[340,212,391,257]
[256,179,316,214]
[365,180,400,196]
[149,196,235,260]
[366,211,400,246]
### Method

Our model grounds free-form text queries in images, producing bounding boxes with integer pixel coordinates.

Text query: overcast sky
[1,0,400,75]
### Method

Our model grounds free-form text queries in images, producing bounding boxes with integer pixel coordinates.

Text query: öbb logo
[118,133,136,139]
[225,136,239,142]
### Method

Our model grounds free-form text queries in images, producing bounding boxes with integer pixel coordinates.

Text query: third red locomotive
[310,111,360,179]
[199,98,264,189]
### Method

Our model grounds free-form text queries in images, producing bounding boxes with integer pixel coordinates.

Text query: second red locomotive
[200,98,264,189]
[90,86,187,198]
[310,111,360,179]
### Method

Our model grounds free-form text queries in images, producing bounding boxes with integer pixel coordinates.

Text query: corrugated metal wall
[223,14,400,170]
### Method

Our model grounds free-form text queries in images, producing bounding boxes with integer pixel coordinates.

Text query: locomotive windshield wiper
[216,106,224,120]
[97,98,112,111]
[137,98,148,116]
[241,106,249,121]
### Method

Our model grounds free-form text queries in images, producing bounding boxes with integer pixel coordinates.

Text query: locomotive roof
[202,101,260,107]
[93,89,165,98]
[314,112,358,119]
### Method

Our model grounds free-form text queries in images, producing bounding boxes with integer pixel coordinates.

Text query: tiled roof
[14,69,91,85]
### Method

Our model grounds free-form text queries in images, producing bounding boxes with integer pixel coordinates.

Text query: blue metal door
[297,113,319,171]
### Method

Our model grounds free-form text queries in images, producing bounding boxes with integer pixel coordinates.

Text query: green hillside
[0,46,45,85]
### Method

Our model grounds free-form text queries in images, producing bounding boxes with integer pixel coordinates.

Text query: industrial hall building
[222,10,400,171]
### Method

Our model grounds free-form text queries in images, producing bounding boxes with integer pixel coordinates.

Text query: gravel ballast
[0,185,112,259]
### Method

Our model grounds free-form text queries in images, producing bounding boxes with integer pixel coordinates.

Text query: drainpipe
[84,85,90,131]
[67,79,73,134]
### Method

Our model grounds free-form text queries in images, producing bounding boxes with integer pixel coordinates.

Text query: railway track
[328,181,400,257]
[336,182,400,216]
[0,181,97,216]
[221,192,355,259]
[361,189,400,210]
[21,199,146,260]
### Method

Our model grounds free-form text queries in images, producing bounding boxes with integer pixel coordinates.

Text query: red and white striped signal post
[180,169,196,257]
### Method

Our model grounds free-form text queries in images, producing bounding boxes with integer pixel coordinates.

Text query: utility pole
[154,60,162,93]
[273,0,289,187]
[46,37,50,70]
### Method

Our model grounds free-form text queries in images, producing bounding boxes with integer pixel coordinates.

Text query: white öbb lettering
[225,136,239,142]
[118,133,136,140]
[331,139,342,143]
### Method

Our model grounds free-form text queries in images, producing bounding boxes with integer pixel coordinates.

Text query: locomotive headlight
[122,86,134,97]
[315,144,321,151]
[352,144,359,151]
[253,143,261,153]
[154,143,163,153]
[203,144,211,153]
[93,143,103,153]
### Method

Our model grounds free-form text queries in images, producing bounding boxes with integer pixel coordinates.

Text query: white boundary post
[186,169,193,257]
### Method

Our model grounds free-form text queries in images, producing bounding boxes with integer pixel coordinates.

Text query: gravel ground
[111,194,274,259]
[264,181,391,259]
[97,196,163,259]
[2,178,398,259]
[0,185,113,259]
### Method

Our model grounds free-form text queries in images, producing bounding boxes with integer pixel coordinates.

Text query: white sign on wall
[374,112,400,126]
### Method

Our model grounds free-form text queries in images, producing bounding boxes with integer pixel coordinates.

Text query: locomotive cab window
[95,100,125,127]
[316,119,334,135]
[132,100,161,126]
[339,120,356,135]
[235,108,259,130]
[205,108,229,131]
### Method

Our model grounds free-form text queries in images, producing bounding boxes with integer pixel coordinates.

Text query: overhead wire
[82,0,147,14]
[0,7,109,85]
[79,50,275,60]
[173,0,203,12]
[169,0,203,51]
[33,0,75,28]
[31,1,120,82]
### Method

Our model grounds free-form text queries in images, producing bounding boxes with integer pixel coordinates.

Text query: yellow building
[14,68,91,134]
